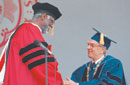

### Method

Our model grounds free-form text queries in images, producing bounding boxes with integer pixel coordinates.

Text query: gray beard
[41,26,50,34]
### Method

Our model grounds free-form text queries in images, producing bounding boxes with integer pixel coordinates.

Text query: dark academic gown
[4,23,63,85]
[71,55,126,85]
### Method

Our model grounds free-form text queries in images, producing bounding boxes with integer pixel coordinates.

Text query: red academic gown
[4,23,63,85]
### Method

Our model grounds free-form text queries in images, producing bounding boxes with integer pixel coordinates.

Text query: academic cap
[91,28,117,50]
[32,2,62,20]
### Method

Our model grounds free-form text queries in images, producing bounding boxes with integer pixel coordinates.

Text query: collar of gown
[31,23,42,33]
[92,55,105,64]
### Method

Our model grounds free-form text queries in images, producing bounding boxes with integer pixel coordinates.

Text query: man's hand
[0,82,3,85]
[63,77,78,85]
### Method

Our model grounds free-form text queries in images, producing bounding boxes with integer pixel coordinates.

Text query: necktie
[91,62,95,72]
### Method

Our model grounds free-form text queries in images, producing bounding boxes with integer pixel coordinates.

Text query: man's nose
[87,45,91,49]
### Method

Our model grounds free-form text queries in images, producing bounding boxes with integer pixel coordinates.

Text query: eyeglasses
[87,43,103,48]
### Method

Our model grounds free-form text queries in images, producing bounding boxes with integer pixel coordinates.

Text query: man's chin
[42,31,48,34]
[42,32,46,34]
[88,54,93,58]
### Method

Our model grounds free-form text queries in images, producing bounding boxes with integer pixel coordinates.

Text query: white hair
[32,12,43,20]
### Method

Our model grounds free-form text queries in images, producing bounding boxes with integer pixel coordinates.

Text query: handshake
[63,77,79,85]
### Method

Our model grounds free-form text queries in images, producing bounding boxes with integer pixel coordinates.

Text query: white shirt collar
[31,23,42,32]
[93,55,105,64]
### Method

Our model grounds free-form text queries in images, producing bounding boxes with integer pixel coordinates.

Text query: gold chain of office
[86,56,105,81]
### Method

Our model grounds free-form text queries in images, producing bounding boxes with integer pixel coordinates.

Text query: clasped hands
[63,77,79,85]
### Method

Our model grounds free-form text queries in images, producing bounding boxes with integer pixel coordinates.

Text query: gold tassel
[100,33,104,45]
[49,25,54,37]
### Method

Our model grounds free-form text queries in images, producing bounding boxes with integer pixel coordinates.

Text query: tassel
[49,25,54,37]
[100,33,104,45]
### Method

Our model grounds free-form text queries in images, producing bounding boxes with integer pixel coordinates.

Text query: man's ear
[102,46,106,52]
[41,13,47,20]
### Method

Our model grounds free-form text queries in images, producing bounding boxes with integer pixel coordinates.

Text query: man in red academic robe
[4,2,63,85]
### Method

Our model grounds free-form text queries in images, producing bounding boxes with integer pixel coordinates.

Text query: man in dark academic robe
[4,2,63,85]
[63,28,126,85]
